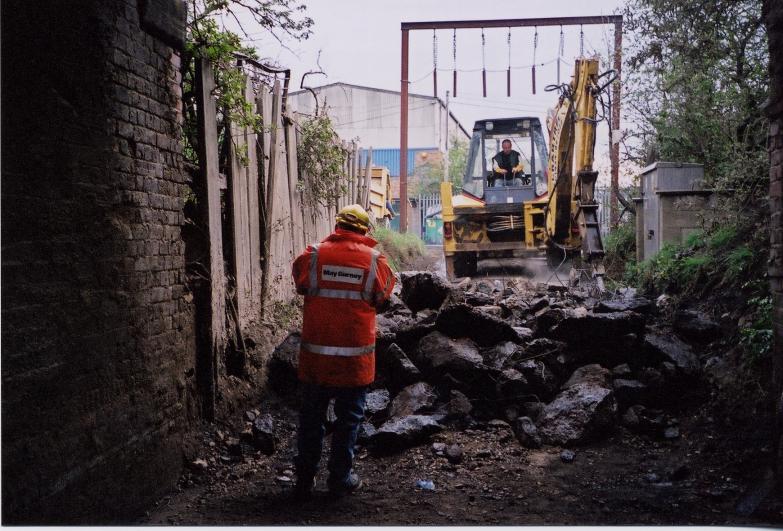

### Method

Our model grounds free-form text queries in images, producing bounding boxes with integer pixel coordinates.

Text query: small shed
[635,162,715,261]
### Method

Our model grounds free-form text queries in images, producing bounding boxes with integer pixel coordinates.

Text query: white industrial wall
[288,84,468,150]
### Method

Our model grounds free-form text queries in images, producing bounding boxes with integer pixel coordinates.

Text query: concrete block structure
[635,162,714,262]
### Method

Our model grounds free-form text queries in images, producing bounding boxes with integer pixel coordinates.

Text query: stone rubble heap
[267,271,716,454]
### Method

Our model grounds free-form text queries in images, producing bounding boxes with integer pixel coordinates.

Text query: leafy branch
[296,114,349,210]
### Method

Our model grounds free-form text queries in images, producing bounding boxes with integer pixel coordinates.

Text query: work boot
[292,476,316,501]
[327,471,362,497]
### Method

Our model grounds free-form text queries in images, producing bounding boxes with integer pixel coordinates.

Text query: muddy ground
[144,263,782,526]
[144,391,781,526]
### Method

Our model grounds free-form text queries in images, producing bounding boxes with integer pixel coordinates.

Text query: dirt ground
[144,261,782,526]
[144,392,782,526]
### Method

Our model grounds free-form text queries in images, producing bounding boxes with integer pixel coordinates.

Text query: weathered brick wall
[764,0,783,477]
[2,0,195,523]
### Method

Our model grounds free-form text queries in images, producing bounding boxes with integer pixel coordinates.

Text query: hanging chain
[507,27,511,68]
[452,28,457,67]
[433,29,438,69]
[533,25,538,63]
[558,25,564,84]
[580,24,584,56]
[481,28,486,68]
[559,25,565,57]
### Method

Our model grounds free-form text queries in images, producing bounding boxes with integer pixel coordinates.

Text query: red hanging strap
[531,26,538,95]
[432,30,438,97]
[507,27,511,97]
[481,28,487,98]
[452,29,457,97]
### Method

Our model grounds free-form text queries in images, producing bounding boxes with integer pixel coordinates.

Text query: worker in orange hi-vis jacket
[290,204,395,499]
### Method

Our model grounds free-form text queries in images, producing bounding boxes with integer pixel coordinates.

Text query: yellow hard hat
[336,204,371,232]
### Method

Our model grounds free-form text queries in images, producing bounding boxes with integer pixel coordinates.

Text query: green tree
[622,0,768,217]
[447,137,468,190]
[181,0,313,168]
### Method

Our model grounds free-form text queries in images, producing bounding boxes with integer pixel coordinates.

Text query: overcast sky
[227,0,631,182]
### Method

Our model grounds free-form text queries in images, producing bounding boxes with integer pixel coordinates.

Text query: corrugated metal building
[359,147,436,177]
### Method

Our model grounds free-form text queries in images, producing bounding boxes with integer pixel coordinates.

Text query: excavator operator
[490,139,524,187]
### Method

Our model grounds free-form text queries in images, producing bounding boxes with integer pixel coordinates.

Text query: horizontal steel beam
[401,15,622,31]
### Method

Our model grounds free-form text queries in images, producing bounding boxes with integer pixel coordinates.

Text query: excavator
[440,57,613,287]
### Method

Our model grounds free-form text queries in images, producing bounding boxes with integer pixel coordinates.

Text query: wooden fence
[194,58,374,417]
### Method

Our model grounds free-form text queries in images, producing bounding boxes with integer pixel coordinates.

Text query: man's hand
[512,164,524,173]
[496,168,508,175]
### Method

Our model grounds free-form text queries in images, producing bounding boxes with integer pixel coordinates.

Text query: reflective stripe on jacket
[292,228,395,387]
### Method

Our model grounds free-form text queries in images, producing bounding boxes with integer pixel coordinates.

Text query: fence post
[260,81,282,312]
[363,147,373,210]
[194,58,226,421]
[227,74,255,330]
[285,116,305,258]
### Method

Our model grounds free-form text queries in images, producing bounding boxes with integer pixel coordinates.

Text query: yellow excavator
[440,57,613,286]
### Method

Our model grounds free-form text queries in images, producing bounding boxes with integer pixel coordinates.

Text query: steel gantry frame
[399,15,623,232]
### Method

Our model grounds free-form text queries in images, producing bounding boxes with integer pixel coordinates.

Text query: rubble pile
[267,271,710,455]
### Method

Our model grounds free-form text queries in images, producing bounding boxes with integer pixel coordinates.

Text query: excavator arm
[544,58,611,283]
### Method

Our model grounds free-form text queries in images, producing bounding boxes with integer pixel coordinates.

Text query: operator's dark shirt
[493,150,521,176]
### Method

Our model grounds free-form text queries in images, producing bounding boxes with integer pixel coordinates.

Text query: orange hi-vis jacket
[292,228,395,387]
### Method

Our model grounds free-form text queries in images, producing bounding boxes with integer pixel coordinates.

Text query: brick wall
[764,0,783,477]
[1,0,195,523]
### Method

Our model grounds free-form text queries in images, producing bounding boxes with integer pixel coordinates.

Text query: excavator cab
[462,118,549,204]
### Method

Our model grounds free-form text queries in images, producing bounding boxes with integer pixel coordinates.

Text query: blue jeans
[294,383,367,487]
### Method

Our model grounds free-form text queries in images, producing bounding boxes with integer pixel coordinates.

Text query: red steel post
[400,29,410,233]
[611,19,622,227]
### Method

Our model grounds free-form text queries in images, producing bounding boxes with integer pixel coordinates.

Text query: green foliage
[410,138,469,196]
[296,114,349,209]
[623,0,769,211]
[448,137,468,190]
[740,295,773,365]
[181,0,312,167]
[372,227,426,272]
[725,245,754,281]
[708,226,739,250]
[411,157,444,196]
[627,217,767,300]
[603,221,637,281]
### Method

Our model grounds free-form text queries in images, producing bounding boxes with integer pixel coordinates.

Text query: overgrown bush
[296,114,349,210]
[603,221,636,283]
[627,219,766,299]
[372,227,426,272]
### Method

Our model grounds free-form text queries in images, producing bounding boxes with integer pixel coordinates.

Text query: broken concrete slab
[482,341,520,370]
[389,382,438,418]
[251,414,276,455]
[562,364,611,390]
[537,382,617,446]
[416,331,484,375]
[267,332,300,395]
[400,271,453,314]
[365,389,391,415]
[464,291,496,307]
[496,368,530,403]
[516,359,559,401]
[370,415,444,453]
[612,378,649,408]
[673,309,720,344]
[644,331,700,376]
[435,303,524,347]
[376,343,422,391]
[595,297,653,315]
[541,309,647,346]
[514,416,542,449]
